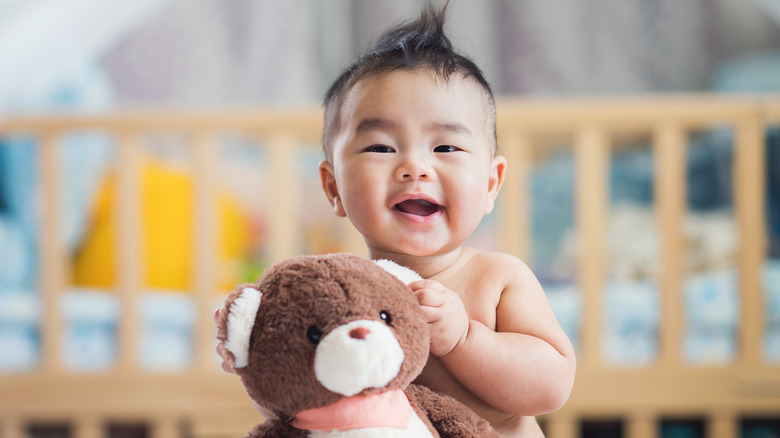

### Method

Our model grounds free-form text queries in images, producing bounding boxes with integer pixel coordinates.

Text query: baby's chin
[368,238,465,260]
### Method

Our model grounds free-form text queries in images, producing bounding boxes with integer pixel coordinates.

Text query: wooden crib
[1,95,779,438]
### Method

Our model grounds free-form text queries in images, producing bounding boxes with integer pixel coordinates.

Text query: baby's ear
[216,287,263,369]
[319,160,346,217]
[485,155,507,214]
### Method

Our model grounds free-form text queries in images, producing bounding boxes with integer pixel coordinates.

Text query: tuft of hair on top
[322,0,497,160]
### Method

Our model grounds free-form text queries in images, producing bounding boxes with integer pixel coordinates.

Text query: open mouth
[394,199,442,217]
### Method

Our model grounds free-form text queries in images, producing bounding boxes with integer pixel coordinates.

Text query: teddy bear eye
[307,325,323,345]
[379,310,392,326]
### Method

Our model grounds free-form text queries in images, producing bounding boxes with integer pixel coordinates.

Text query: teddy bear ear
[224,287,263,368]
[374,259,422,285]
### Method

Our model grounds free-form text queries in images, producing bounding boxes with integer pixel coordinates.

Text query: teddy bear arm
[244,420,308,438]
[405,384,499,438]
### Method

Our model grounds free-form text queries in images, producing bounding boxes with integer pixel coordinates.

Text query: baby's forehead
[341,71,495,143]
[348,69,488,103]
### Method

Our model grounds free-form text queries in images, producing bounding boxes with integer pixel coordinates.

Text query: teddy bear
[216,253,498,438]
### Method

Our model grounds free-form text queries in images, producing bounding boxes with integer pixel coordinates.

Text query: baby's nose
[396,159,433,181]
[402,170,429,180]
[349,326,370,340]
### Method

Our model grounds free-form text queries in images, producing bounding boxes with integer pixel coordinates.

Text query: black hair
[322,0,496,159]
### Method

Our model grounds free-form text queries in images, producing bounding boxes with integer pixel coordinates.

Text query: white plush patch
[224,287,262,368]
[314,319,404,396]
[374,259,422,285]
[308,414,433,438]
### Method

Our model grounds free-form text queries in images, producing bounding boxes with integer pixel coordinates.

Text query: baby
[218,2,575,437]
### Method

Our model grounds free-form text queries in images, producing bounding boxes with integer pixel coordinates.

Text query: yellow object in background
[72,159,249,292]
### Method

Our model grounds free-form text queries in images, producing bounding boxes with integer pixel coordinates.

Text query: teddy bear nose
[349,326,370,340]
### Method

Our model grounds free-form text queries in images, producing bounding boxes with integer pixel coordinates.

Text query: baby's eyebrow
[354,118,473,138]
[430,121,472,137]
[355,117,395,134]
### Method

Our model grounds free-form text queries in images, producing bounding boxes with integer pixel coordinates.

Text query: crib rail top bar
[0,107,324,138]
[496,94,780,131]
[1,94,778,136]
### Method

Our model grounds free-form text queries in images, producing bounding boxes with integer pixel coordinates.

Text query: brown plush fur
[216,253,497,437]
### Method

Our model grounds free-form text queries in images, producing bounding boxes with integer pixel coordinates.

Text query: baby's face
[320,69,505,258]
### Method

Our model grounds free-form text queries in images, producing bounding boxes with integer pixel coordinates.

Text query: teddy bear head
[216,253,429,421]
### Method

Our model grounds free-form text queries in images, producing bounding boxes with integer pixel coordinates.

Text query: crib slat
[267,133,299,262]
[709,413,737,438]
[734,115,766,366]
[627,414,657,438]
[193,130,219,372]
[116,132,142,373]
[151,417,180,438]
[499,130,531,261]
[544,413,576,438]
[654,122,686,368]
[575,126,609,368]
[1,417,25,438]
[39,131,65,374]
[75,416,102,438]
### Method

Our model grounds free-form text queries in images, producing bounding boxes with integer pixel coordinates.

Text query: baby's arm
[411,254,576,416]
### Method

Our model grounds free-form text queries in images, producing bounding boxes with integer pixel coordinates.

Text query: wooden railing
[0,95,778,438]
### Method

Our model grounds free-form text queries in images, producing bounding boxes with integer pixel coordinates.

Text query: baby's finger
[408,279,444,292]
[418,304,441,323]
[414,288,445,308]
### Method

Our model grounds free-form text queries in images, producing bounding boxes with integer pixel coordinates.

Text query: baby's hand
[409,279,469,357]
[213,308,236,374]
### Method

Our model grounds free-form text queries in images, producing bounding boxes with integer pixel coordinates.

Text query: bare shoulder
[436,247,552,332]
[468,250,573,358]
[465,248,538,289]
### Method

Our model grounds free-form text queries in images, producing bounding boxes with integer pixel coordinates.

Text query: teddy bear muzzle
[313,319,405,397]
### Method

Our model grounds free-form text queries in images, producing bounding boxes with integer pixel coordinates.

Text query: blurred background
[2,0,780,108]
[1,1,780,437]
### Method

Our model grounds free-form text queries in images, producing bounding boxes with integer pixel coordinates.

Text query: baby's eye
[365,145,395,153]
[433,145,460,153]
